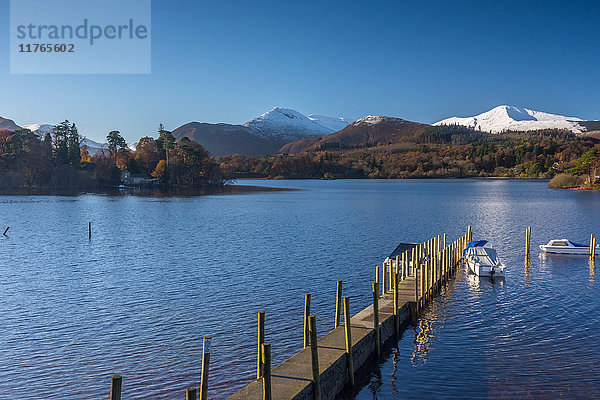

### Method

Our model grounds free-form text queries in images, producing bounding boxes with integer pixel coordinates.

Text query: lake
[1,179,599,399]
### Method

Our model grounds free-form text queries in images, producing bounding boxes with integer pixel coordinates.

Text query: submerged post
[186,388,197,400]
[335,281,343,329]
[110,375,122,400]
[200,336,211,400]
[525,226,531,264]
[262,343,272,400]
[257,312,265,378]
[343,297,354,387]
[88,222,91,240]
[309,316,322,400]
[3,226,9,236]
[372,282,380,356]
[304,294,311,348]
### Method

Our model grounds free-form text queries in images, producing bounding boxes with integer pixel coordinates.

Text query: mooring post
[262,343,272,400]
[388,260,393,292]
[393,272,399,332]
[335,281,343,329]
[372,282,380,356]
[343,297,354,387]
[395,255,400,276]
[591,234,594,258]
[468,225,472,241]
[525,227,531,264]
[592,236,597,261]
[186,388,197,400]
[414,261,419,304]
[308,316,322,400]
[444,233,447,249]
[420,264,425,308]
[110,375,122,400]
[3,226,9,236]
[199,336,211,400]
[382,262,387,297]
[257,312,265,378]
[304,294,311,348]
[88,222,91,240]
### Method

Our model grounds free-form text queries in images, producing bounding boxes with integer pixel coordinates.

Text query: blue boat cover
[462,240,489,257]
[570,241,587,247]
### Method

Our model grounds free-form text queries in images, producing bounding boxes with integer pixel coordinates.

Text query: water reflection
[411,314,436,366]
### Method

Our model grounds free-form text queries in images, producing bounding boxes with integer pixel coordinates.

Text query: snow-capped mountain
[243,107,336,141]
[434,105,584,133]
[307,114,350,132]
[22,124,54,136]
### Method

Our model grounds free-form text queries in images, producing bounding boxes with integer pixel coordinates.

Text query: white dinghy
[463,240,506,278]
[539,239,599,255]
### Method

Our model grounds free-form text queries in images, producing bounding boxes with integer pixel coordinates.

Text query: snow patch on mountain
[243,107,334,140]
[434,105,584,133]
[307,114,350,132]
[22,124,54,136]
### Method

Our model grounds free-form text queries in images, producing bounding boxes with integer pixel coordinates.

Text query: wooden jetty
[228,230,470,400]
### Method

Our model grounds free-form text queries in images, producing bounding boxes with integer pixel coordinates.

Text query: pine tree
[67,123,81,168]
[53,120,70,166]
[106,130,127,167]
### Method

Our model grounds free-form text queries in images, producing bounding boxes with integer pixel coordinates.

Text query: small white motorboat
[463,240,505,278]
[539,239,599,255]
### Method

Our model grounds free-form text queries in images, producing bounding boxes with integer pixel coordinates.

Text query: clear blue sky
[1,0,599,143]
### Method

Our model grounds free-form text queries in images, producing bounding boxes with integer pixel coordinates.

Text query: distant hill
[280,115,429,153]
[171,122,286,156]
[0,117,21,132]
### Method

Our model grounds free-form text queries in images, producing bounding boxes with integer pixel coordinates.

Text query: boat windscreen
[466,247,498,266]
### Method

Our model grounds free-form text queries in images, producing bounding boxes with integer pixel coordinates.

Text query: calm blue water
[0,180,598,399]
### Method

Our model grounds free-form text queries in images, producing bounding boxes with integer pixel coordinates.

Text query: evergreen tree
[106,130,127,167]
[158,123,175,167]
[67,123,81,168]
[53,121,70,166]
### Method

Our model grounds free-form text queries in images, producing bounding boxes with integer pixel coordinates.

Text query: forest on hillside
[219,126,600,186]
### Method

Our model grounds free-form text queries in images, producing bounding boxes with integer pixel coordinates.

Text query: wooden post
[592,236,597,261]
[343,297,354,387]
[591,234,594,258]
[525,227,531,263]
[395,255,400,275]
[257,312,265,379]
[3,226,9,236]
[393,272,399,332]
[388,260,393,292]
[444,233,447,249]
[262,343,272,400]
[335,281,343,328]
[110,375,122,400]
[414,262,419,303]
[309,316,322,400]
[420,264,425,307]
[375,265,380,287]
[199,336,211,400]
[382,262,387,296]
[304,294,311,348]
[186,388,197,400]
[372,282,380,356]
[88,222,91,240]
[468,225,472,241]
